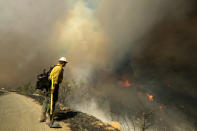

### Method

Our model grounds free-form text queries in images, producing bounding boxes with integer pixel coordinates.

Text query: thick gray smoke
[0,0,75,86]
[97,0,191,65]
[91,0,197,130]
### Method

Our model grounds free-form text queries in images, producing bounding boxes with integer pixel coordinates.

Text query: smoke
[93,0,196,130]
[96,0,192,64]
[0,0,76,86]
[64,0,196,130]
[0,0,197,130]
[54,1,111,83]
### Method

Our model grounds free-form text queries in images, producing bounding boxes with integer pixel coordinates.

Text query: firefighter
[40,57,68,123]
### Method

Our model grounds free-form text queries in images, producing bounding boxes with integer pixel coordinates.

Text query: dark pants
[42,84,59,115]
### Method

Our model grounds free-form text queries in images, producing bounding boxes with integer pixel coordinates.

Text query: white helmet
[59,57,68,63]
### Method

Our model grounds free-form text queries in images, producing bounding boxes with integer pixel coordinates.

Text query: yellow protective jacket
[49,64,64,84]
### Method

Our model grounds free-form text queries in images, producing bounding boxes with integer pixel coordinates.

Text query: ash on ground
[26,93,120,131]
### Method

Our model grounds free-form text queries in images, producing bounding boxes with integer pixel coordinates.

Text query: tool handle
[50,76,54,115]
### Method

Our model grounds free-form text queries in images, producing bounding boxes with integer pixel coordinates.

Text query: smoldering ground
[0,0,197,130]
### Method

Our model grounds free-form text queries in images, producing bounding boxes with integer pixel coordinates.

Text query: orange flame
[122,80,131,87]
[146,93,154,101]
[179,105,184,109]
[159,105,166,110]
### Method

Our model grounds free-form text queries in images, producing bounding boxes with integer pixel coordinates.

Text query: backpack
[36,65,56,91]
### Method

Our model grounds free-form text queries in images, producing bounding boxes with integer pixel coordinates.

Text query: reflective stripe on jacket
[49,64,64,84]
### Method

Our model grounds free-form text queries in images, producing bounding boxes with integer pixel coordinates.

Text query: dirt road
[0,92,71,131]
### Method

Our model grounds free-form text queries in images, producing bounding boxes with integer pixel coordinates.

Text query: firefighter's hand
[51,88,55,93]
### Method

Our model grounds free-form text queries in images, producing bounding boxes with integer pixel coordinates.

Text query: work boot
[47,121,62,128]
[40,113,47,122]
